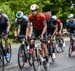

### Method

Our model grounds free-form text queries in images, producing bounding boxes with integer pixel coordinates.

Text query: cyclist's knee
[42,43,47,49]
[4,37,8,42]
[30,40,35,48]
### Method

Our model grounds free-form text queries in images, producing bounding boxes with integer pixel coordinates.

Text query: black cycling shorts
[0,24,7,34]
[33,29,47,40]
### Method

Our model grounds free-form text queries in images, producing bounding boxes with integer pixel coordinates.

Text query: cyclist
[53,15,65,48]
[66,14,75,51]
[14,11,32,41]
[45,13,58,59]
[26,4,49,67]
[0,10,10,60]
[66,14,75,33]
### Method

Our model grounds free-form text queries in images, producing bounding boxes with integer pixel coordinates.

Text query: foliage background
[0,0,75,39]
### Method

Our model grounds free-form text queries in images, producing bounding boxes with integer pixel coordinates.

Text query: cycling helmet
[30,4,39,11]
[52,15,57,20]
[16,11,24,18]
[68,14,74,18]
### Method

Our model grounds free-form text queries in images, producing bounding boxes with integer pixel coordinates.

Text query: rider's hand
[25,36,27,40]
[58,31,62,35]
[4,34,8,40]
[51,36,53,40]
[40,35,44,40]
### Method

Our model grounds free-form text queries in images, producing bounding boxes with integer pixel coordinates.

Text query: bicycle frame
[34,39,42,57]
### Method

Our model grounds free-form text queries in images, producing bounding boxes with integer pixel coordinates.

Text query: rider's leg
[42,43,49,62]
[5,37,9,51]
[51,40,56,59]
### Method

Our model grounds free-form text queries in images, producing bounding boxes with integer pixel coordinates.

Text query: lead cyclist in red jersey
[26,4,49,65]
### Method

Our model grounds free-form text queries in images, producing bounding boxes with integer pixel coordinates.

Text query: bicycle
[68,33,75,57]
[0,34,11,71]
[17,35,33,70]
[32,37,50,71]
[55,35,65,53]
[47,35,55,62]
[0,47,4,71]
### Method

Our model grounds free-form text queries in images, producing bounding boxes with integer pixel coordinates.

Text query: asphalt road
[2,39,75,71]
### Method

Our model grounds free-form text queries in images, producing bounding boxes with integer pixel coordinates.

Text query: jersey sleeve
[23,15,28,23]
[28,15,32,23]
[3,14,10,24]
[56,19,62,26]
[41,13,46,22]
[14,19,19,29]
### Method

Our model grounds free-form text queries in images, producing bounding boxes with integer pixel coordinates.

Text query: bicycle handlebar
[16,35,25,39]
[0,34,6,38]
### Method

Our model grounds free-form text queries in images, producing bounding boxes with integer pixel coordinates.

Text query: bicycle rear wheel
[0,48,4,71]
[68,45,73,57]
[18,44,25,69]
[56,40,64,53]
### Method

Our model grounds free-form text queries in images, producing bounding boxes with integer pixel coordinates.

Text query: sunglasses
[32,9,38,12]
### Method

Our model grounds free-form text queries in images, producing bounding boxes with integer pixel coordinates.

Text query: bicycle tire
[0,47,4,71]
[56,40,64,53]
[32,49,41,71]
[68,45,73,57]
[18,44,25,69]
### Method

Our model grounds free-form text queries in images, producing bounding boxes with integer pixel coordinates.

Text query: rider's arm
[14,19,21,37]
[4,14,10,34]
[26,22,32,39]
[17,25,21,35]
[26,15,33,39]
[41,21,47,36]
[59,22,63,33]
[28,23,33,37]
[24,16,33,37]
[52,24,58,37]
[7,23,10,34]
[40,14,47,37]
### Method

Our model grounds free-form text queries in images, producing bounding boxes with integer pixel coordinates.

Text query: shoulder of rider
[23,15,28,21]
[2,13,9,24]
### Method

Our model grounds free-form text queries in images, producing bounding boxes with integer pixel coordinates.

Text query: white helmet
[68,14,74,18]
[52,15,57,20]
[16,11,24,18]
[30,4,39,11]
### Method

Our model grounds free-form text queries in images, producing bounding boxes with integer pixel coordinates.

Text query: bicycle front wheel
[18,44,25,69]
[0,48,4,71]
[32,49,41,71]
